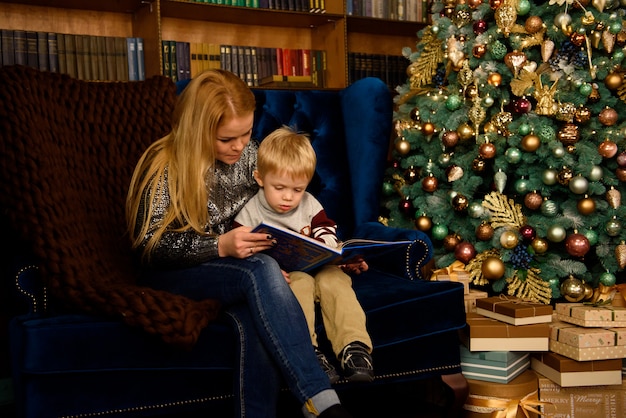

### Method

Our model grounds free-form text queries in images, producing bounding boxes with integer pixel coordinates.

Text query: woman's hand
[217,226,277,258]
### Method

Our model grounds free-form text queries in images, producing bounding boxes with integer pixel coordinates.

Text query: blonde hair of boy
[126,69,256,260]
[256,126,316,182]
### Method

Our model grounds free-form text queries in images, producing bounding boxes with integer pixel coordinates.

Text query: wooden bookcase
[0,0,426,88]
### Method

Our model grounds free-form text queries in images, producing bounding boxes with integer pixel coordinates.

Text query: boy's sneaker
[339,341,374,383]
[315,347,340,384]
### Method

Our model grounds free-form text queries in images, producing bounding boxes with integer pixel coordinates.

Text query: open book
[252,221,412,272]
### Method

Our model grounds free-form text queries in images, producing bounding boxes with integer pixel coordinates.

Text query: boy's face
[254,170,308,214]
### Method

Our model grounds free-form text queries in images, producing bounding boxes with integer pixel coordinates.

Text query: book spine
[36,31,49,71]
[104,36,117,80]
[250,46,259,86]
[13,30,27,66]
[26,31,38,69]
[161,40,170,79]
[47,32,58,73]
[89,35,102,80]
[56,33,66,74]
[136,37,145,81]
[114,36,128,81]
[127,37,138,81]
[65,34,78,79]
[176,41,186,81]
[1,30,15,66]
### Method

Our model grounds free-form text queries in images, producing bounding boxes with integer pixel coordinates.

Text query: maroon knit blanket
[0,66,220,349]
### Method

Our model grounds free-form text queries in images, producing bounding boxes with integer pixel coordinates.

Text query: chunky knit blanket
[0,66,220,349]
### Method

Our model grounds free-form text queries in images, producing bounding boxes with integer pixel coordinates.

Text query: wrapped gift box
[475,295,553,326]
[430,261,470,294]
[556,303,626,327]
[463,369,540,418]
[460,345,530,383]
[537,374,626,418]
[462,313,550,352]
[549,320,626,361]
[531,352,622,387]
[464,289,489,313]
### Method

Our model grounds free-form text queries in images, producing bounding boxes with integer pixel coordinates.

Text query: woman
[126,69,351,418]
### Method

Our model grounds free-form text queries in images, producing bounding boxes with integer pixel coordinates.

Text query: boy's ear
[253,170,263,187]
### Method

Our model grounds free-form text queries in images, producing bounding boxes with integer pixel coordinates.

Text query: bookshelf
[0,0,427,88]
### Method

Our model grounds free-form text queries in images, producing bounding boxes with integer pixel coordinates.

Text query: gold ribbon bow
[465,390,553,418]
[431,260,467,281]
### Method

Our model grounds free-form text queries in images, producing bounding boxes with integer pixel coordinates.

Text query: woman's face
[214,113,254,165]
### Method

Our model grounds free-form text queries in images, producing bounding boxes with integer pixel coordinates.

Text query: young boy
[233,126,374,384]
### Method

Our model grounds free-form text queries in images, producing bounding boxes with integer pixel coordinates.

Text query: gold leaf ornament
[506,268,552,304]
[510,69,536,97]
[495,1,517,36]
[482,191,526,228]
[408,28,445,90]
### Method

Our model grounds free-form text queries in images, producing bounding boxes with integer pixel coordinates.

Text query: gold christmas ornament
[500,229,519,249]
[488,72,502,87]
[481,256,506,280]
[422,122,435,135]
[604,72,623,90]
[415,215,432,232]
[577,195,596,215]
[422,174,439,192]
[531,237,549,254]
[395,138,411,155]
[524,191,543,210]
[495,3,517,36]
[598,139,618,158]
[457,60,474,92]
[521,133,541,152]
[557,166,574,185]
[602,30,615,53]
[541,39,555,62]
[452,193,469,211]
[446,165,464,182]
[457,123,474,141]
[472,157,486,172]
[504,50,527,75]
[556,102,577,122]
[615,241,626,269]
[606,187,621,208]
[574,106,591,123]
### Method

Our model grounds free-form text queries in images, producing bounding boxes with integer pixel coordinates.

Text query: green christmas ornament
[579,83,593,96]
[538,126,556,141]
[505,147,522,163]
[445,95,463,111]
[516,0,531,15]
[431,224,449,240]
[613,50,625,63]
[489,40,507,60]
[541,199,559,216]
[382,181,395,196]
[599,271,617,286]
[518,123,532,136]
[514,178,530,194]
[467,201,485,218]
[609,20,622,34]
[605,218,622,236]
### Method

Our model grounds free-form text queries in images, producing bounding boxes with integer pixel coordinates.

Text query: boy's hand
[339,256,368,275]
[281,270,291,284]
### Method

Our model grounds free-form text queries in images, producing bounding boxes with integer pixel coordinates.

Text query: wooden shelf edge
[346,16,427,37]
[160,1,343,29]
[0,0,149,13]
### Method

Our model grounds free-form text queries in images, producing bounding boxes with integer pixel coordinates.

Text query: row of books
[0,29,145,81]
[162,41,327,88]
[348,52,408,91]
[347,0,430,22]
[186,0,326,12]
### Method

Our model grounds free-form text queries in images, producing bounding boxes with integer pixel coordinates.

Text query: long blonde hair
[126,69,256,258]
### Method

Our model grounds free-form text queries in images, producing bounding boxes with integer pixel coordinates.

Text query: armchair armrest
[353,221,434,281]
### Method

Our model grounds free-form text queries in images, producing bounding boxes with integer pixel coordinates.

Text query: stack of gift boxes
[458,293,626,418]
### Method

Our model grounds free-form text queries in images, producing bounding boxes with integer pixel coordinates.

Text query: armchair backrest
[252,78,393,239]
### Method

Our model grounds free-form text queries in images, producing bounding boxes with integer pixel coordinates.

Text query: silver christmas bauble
[547,225,567,242]
[568,175,589,194]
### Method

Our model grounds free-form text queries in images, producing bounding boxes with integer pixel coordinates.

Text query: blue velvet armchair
[0,66,467,417]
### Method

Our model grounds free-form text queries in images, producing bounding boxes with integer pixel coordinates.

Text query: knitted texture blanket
[0,66,220,349]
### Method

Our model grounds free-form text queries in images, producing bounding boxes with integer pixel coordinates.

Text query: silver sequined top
[139,140,259,269]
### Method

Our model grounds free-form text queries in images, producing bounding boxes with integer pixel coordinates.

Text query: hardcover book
[251,221,411,272]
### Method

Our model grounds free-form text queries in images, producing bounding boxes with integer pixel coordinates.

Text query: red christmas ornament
[513,97,532,114]
[422,175,439,192]
[441,130,460,148]
[616,168,626,182]
[519,225,537,242]
[454,242,476,264]
[616,151,626,167]
[398,197,414,216]
[564,233,591,257]
[473,19,488,34]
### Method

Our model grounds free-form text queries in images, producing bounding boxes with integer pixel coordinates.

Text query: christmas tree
[383,0,626,304]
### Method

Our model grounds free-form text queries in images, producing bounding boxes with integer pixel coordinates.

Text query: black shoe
[318,404,353,418]
[315,346,340,384]
[339,341,374,383]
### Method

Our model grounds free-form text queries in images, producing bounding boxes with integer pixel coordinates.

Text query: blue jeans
[142,254,334,417]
